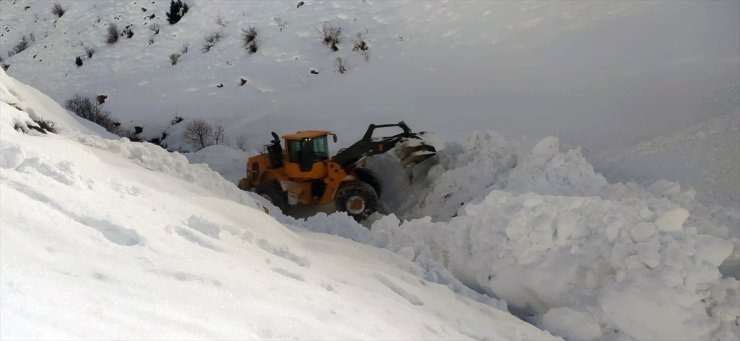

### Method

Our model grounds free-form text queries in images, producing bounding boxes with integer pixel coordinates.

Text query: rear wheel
[335,181,379,222]
[255,181,288,212]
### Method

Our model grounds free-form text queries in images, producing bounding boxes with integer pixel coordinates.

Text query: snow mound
[364,133,740,340]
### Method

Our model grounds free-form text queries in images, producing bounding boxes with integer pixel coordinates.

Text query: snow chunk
[696,235,733,266]
[655,208,689,232]
[542,307,601,341]
[0,145,25,169]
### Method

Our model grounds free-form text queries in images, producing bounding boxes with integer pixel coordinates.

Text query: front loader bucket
[395,137,437,169]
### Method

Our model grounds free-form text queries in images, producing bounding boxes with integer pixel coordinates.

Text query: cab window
[288,136,329,163]
[312,136,329,160]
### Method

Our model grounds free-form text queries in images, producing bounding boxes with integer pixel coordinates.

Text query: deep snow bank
[363,134,740,340]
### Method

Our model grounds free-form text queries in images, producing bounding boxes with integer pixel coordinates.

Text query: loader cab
[283,131,336,178]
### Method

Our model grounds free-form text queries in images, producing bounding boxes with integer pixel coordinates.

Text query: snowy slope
[592,111,740,207]
[1,0,738,150]
[0,69,555,339]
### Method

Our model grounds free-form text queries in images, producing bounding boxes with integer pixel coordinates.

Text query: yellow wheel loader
[238,122,436,221]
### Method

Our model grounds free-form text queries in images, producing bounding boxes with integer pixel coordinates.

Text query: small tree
[166,0,189,25]
[75,56,83,67]
[51,3,65,18]
[183,119,213,150]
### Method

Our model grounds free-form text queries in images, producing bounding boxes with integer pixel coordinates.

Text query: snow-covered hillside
[1,0,738,150]
[0,69,556,339]
[593,112,740,207]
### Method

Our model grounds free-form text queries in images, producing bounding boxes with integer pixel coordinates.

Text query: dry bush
[84,46,95,58]
[352,32,370,61]
[106,23,119,45]
[51,3,65,18]
[236,133,247,151]
[241,26,258,54]
[321,24,342,52]
[336,57,347,74]
[64,94,119,133]
[201,32,222,53]
[32,118,57,134]
[149,23,160,35]
[8,36,29,57]
[169,53,180,65]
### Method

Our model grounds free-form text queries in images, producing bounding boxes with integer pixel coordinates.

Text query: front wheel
[335,181,379,222]
[255,180,288,212]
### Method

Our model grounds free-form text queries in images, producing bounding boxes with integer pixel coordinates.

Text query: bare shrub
[106,23,119,45]
[8,36,29,57]
[149,23,160,35]
[32,118,57,134]
[336,57,347,74]
[201,32,222,53]
[212,125,225,145]
[51,3,65,18]
[236,133,247,151]
[241,26,258,54]
[84,46,95,58]
[321,24,341,52]
[215,15,227,28]
[352,32,370,61]
[171,115,184,125]
[169,53,180,65]
[180,43,189,54]
[64,94,119,133]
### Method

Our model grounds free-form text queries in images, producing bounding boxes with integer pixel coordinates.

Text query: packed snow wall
[303,131,740,340]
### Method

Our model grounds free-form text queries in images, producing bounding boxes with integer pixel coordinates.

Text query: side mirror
[331,134,338,143]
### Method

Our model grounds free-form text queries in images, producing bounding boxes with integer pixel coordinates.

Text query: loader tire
[335,181,379,222]
[255,181,288,212]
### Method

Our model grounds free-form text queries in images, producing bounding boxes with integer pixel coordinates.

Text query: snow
[1,0,738,340]
[0,69,555,339]
[317,132,739,340]
[1,0,738,151]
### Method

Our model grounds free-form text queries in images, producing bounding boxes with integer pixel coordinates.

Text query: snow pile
[359,135,740,340]
[1,69,556,339]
